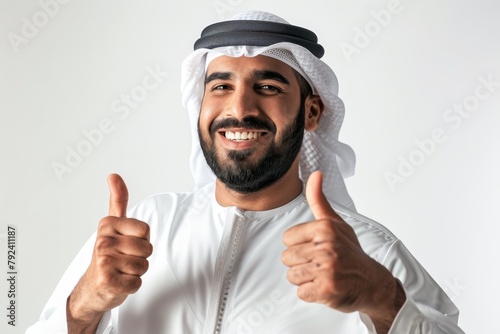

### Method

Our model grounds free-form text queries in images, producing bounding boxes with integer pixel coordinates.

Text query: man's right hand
[67,174,153,333]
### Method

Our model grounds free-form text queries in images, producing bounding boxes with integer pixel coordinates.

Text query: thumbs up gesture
[67,174,153,332]
[281,171,405,332]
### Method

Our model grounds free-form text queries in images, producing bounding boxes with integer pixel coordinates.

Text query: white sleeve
[25,232,112,334]
[361,240,465,334]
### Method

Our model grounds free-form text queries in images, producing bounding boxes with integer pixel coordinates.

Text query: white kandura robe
[27,183,464,334]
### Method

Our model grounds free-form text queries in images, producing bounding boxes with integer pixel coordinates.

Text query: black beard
[198,106,305,194]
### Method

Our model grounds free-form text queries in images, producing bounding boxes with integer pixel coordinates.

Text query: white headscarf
[180,10,357,211]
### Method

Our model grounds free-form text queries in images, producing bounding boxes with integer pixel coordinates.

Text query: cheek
[273,105,300,132]
[199,101,216,131]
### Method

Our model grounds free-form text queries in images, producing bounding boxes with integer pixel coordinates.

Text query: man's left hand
[281,171,405,332]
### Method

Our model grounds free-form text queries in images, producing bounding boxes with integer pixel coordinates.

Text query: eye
[256,84,283,95]
[212,84,231,91]
[207,83,233,94]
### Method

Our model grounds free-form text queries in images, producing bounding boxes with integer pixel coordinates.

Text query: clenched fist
[281,171,405,333]
[67,174,153,333]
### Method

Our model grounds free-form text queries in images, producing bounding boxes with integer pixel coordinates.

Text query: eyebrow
[204,70,290,85]
[253,70,290,85]
[205,72,231,84]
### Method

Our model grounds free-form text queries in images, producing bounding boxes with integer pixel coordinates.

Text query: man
[27,10,464,334]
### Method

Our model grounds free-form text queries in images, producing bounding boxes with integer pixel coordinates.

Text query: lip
[217,128,269,150]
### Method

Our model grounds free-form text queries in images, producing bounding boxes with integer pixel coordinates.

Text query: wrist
[363,277,406,333]
[66,283,104,334]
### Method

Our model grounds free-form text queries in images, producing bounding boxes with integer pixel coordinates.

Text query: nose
[224,86,259,119]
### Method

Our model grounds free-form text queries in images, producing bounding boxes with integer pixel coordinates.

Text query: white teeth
[225,131,262,141]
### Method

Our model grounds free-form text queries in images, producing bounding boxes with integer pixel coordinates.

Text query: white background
[1,0,498,333]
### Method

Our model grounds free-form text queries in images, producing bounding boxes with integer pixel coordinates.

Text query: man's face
[198,55,306,193]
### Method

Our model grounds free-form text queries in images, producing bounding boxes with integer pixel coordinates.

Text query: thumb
[306,171,338,220]
[107,173,129,217]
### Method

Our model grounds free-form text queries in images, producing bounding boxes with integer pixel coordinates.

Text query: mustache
[210,116,276,134]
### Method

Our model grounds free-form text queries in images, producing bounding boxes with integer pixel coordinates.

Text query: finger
[116,273,143,294]
[287,262,318,286]
[115,255,150,277]
[282,242,315,266]
[100,271,143,296]
[296,281,319,303]
[95,235,153,258]
[282,240,339,266]
[306,171,339,220]
[283,219,335,247]
[283,222,314,246]
[108,173,129,217]
[98,217,151,240]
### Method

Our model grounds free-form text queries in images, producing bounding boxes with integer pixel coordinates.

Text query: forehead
[206,55,296,78]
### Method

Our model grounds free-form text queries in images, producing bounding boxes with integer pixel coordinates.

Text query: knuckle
[286,268,297,282]
[281,250,288,264]
[127,258,149,275]
[314,241,343,260]
[141,259,150,274]
[137,222,150,238]
[144,223,150,235]
[313,222,336,240]
[98,217,114,231]
[135,239,151,257]
[314,240,332,251]
[146,242,154,257]
[125,261,140,275]
[287,266,308,284]
[290,246,302,259]
[297,286,315,302]
[320,260,336,271]
[282,230,292,246]
[95,236,117,252]
[297,266,308,278]
[96,254,114,269]
[95,271,115,288]
[314,242,332,256]
[281,248,295,265]
[124,276,142,294]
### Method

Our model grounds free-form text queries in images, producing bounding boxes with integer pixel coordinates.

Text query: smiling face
[198,55,316,194]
